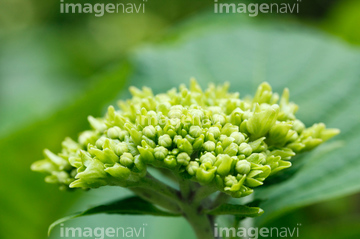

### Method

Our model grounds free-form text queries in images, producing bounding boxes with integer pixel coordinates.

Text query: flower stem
[135,173,181,203]
[130,188,182,214]
[180,203,215,239]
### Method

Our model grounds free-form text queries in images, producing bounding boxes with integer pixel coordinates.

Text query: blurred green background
[1,0,360,238]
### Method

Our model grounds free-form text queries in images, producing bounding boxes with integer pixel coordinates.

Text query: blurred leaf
[205,204,264,217]
[49,196,180,235]
[322,0,360,46]
[128,13,360,224]
[0,61,132,239]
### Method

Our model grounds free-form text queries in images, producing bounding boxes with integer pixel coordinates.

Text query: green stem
[178,176,192,200]
[136,173,181,203]
[192,185,217,204]
[130,188,182,214]
[180,203,215,239]
[210,192,230,210]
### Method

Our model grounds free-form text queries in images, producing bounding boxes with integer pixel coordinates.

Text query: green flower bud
[70,158,107,188]
[94,136,106,149]
[196,164,217,184]
[154,146,168,160]
[125,123,143,146]
[187,161,199,176]
[253,82,273,104]
[248,137,266,152]
[214,154,233,176]
[107,126,122,139]
[88,146,119,164]
[230,132,245,145]
[143,125,156,139]
[88,116,107,132]
[120,153,134,167]
[193,135,204,150]
[229,108,243,125]
[158,134,172,148]
[61,137,80,153]
[115,142,129,156]
[137,146,154,163]
[177,152,191,166]
[133,155,146,172]
[222,136,235,149]
[203,141,216,152]
[208,127,221,139]
[292,119,305,133]
[43,149,69,170]
[31,159,57,173]
[79,131,99,147]
[189,126,202,138]
[236,160,251,174]
[267,122,293,146]
[224,174,246,192]
[238,143,252,156]
[199,152,216,165]
[247,104,279,138]
[246,153,266,164]
[221,123,239,136]
[223,143,239,156]
[105,163,131,179]
[212,114,226,125]
[320,128,340,141]
[177,138,193,155]
[185,134,195,144]
[164,155,177,168]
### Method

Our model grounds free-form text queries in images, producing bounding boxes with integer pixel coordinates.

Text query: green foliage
[128,13,360,224]
[48,196,180,235]
[3,10,360,239]
[205,204,263,217]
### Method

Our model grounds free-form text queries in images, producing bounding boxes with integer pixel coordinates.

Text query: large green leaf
[128,14,360,224]
[48,196,180,235]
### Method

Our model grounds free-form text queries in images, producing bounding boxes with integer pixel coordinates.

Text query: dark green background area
[1,1,360,239]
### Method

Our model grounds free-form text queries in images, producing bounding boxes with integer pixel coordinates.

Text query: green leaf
[128,13,360,224]
[0,61,132,239]
[48,196,180,235]
[205,204,264,217]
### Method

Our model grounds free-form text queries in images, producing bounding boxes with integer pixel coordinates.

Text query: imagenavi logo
[214,0,301,17]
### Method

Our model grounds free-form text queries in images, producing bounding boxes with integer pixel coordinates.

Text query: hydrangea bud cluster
[32,80,339,197]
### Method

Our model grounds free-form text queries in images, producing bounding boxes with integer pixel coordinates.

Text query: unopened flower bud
[158,134,172,148]
[115,142,129,156]
[107,126,122,139]
[236,160,251,174]
[189,126,202,138]
[199,152,216,165]
[105,163,131,179]
[208,127,220,139]
[186,161,199,176]
[238,143,252,156]
[196,164,217,184]
[177,152,191,166]
[120,153,134,167]
[154,146,168,160]
[214,154,233,176]
[203,141,216,152]
[164,155,177,168]
[143,125,156,139]
[230,132,245,145]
